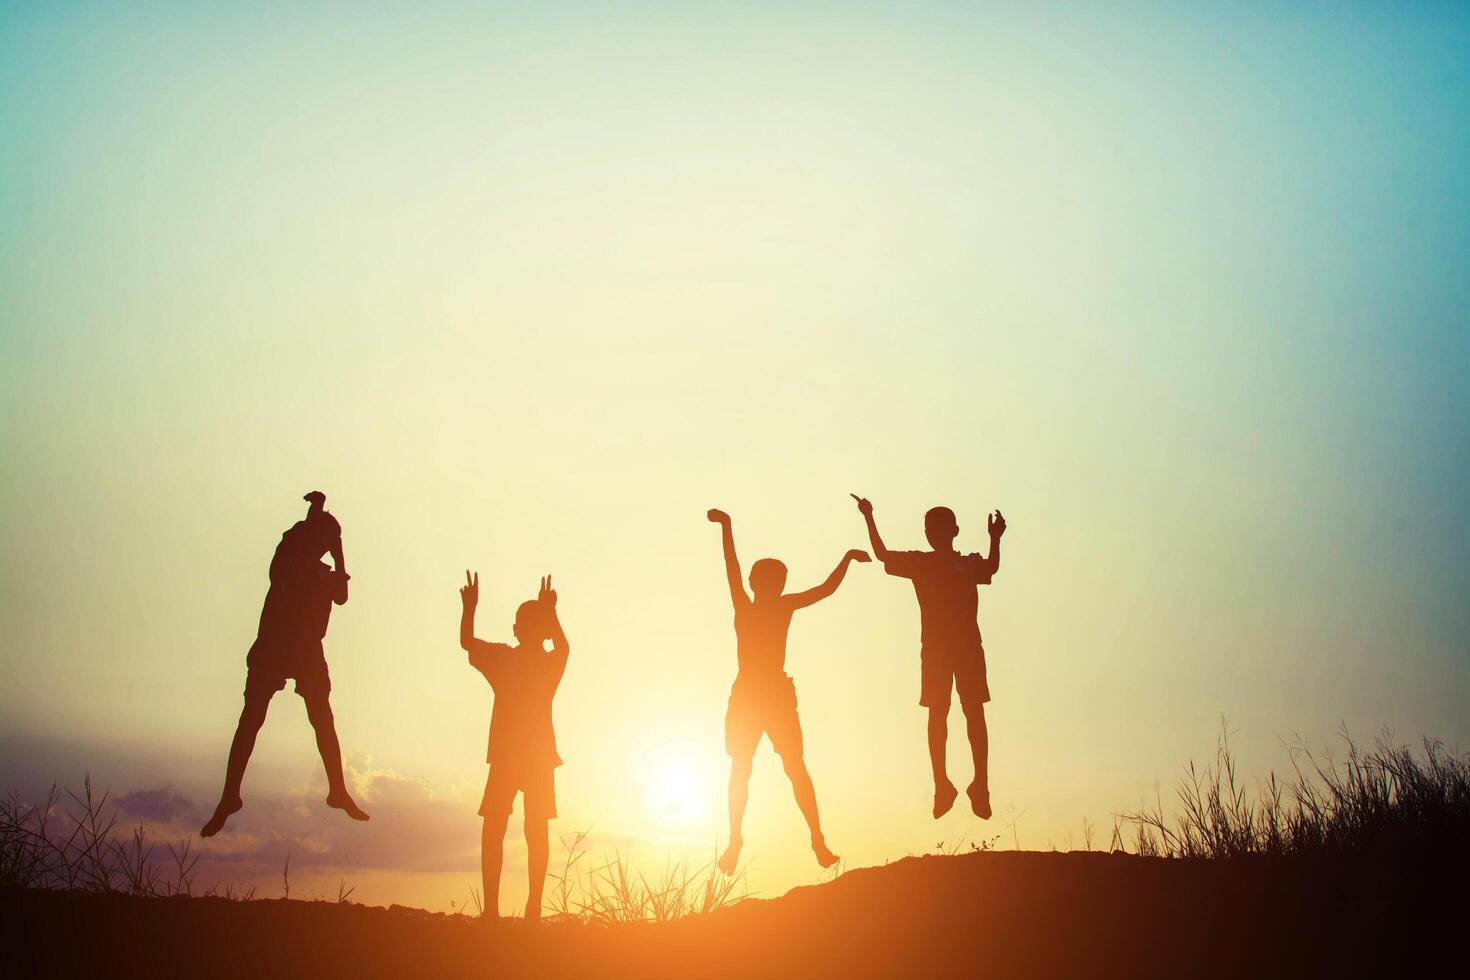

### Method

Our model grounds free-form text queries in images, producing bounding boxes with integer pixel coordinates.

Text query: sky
[2,1,1467,913]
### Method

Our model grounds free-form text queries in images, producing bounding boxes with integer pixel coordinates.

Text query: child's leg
[223,692,271,800]
[303,693,345,793]
[303,693,368,821]
[927,705,959,818]
[780,753,838,869]
[961,699,991,818]
[921,654,960,818]
[201,691,273,837]
[718,754,754,875]
[524,816,549,920]
[481,812,510,918]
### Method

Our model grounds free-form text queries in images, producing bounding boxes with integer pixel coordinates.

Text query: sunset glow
[642,745,711,827]
[2,2,1466,920]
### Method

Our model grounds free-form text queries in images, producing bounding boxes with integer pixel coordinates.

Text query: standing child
[707,508,869,874]
[852,494,1006,820]
[458,571,568,921]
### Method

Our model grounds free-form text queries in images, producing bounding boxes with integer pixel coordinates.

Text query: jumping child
[852,494,1006,820]
[201,491,369,837]
[707,508,868,874]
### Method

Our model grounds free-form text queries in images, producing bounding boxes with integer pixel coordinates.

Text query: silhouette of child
[853,495,1006,819]
[201,491,369,837]
[458,571,568,921]
[707,508,869,875]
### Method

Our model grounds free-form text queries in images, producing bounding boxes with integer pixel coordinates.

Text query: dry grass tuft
[545,829,748,924]
[1122,721,1470,860]
[1,776,201,896]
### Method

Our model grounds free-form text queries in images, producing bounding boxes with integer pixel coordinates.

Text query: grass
[7,723,1467,916]
[0,774,266,900]
[0,775,205,897]
[545,829,748,924]
[0,774,741,921]
[1122,721,1470,860]
[932,836,999,856]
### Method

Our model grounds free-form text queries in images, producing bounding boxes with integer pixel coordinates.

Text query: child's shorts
[919,643,990,709]
[244,638,331,701]
[479,765,557,821]
[725,673,804,760]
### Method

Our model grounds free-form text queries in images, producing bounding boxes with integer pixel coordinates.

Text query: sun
[641,746,709,826]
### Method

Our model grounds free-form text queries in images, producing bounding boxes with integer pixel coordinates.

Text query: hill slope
[4,849,1456,978]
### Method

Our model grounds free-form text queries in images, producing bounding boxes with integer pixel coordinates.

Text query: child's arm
[788,550,871,609]
[459,570,481,651]
[540,576,570,685]
[707,509,750,607]
[978,510,1005,579]
[269,528,312,587]
[968,511,1006,582]
[329,567,350,605]
[269,535,293,585]
[330,541,349,605]
[850,494,893,563]
[460,571,513,684]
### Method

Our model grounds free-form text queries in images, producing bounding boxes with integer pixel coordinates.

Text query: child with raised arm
[458,571,568,921]
[201,491,368,837]
[706,508,869,874]
[851,494,1006,820]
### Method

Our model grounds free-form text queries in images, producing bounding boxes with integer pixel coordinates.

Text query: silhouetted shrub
[1123,723,1469,860]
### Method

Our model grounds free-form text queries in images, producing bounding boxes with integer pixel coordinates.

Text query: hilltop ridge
[6,848,1456,978]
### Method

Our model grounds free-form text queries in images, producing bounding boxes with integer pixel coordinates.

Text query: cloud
[0,758,482,887]
[116,787,202,823]
[167,761,485,877]
[2,754,671,907]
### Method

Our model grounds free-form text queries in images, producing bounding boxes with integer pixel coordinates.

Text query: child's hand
[460,570,479,608]
[846,549,872,563]
[850,493,873,517]
[538,574,557,611]
[988,510,1007,538]
[707,508,731,525]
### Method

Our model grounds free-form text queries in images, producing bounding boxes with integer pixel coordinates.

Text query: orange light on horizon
[641,743,712,826]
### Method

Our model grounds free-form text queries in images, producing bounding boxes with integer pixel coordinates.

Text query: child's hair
[924,506,958,533]
[748,558,788,597]
[924,506,959,549]
[514,599,548,643]
[301,490,342,553]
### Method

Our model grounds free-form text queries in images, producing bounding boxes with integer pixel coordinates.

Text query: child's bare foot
[933,779,958,818]
[200,796,242,838]
[967,782,992,820]
[812,839,839,869]
[717,836,743,875]
[326,789,370,821]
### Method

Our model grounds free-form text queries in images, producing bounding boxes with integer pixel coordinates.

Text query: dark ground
[3,849,1459,978]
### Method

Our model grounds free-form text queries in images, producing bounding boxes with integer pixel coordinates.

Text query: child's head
[924,506,959,550]
[513,599,551,646]
[306,513,343,559]
[748,558,788,599]
[300,491,343,564]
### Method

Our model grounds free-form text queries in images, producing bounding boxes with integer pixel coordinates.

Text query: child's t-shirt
[883,550,996,652]
[257,526,348,644]
[468,641,566,771]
